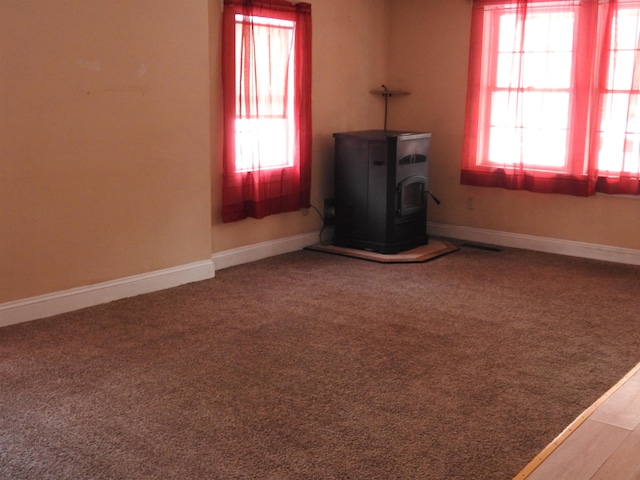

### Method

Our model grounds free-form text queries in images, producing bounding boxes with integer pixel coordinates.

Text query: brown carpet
[1,245,640,479]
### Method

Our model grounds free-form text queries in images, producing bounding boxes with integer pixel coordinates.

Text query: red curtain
[462,0,640,196]
[221,0,312,223]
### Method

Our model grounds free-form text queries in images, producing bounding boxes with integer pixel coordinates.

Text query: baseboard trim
[0,230,323,329]
[428,222,640,266]
[4,225,635,329]
[212,231,322,271]
[0,259,215,328]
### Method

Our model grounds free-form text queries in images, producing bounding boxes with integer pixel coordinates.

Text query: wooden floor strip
[513,361,640,479]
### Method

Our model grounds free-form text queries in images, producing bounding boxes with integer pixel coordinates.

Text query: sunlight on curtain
[488,10,574,169]
[462,0,640,196]
[598,5,640,176]
[221,0,312,222]
[234,14,295,173]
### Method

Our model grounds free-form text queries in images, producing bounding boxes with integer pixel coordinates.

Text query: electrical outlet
[466,196,474,211]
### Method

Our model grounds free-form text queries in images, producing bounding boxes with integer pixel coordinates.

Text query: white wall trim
[0,259,215,328]
[5,224,636,329]
[428,221,640,266]
[0,230,324,329]
[212,231,322,271]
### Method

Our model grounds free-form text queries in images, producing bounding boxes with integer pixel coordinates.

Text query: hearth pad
[305,238,458,264]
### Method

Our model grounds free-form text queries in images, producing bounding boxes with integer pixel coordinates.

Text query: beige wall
[388,0,640,250]
[209,0,389,253]
[0,1,212,303]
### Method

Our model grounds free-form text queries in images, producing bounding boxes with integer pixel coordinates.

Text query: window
[233,14,295,173]
[487,8,575,170]
[598,5,640,177]
[462,0,640,196]
[221,0,312,222]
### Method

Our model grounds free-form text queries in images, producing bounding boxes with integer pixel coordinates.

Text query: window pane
[487,126,567,168]
[523,12,575,52]
[599,93,640,173]
[598,131,640,172]
[498,12,574,52]
[496,52,572,88]
[523,52,572,88]
[235,18,294,118]
[234,15,295,172]
[521,128,568,167]
[490,91,518,127]
[521,92,570,129]
[497,13,517,52]
[235,118,294,172]
[612,9,640,50]
[489,91,569,167]
[608,50,636,90]
[598,7,640,174]
[489,8,574,170]
[496,52,521,88]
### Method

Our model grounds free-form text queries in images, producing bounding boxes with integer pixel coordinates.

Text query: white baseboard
[212,231,322,270]
[4,224,636,329]
[428,222,640,266]
[0,259,215,328]
[0,231,322,329]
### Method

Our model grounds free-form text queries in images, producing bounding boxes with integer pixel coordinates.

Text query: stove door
[397,175,426,217]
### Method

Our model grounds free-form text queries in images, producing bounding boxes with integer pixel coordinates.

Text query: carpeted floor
[1,245,640,479]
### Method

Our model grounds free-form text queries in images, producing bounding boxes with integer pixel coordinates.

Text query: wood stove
[333,130,431,254]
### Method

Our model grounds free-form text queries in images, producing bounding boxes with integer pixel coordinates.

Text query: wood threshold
[513,361,640,479]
